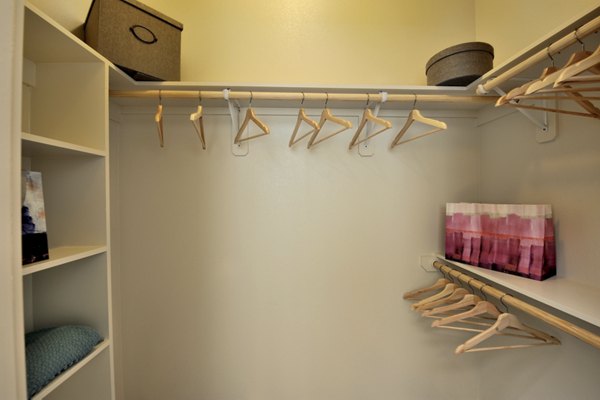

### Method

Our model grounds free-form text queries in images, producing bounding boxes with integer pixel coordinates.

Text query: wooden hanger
[348,96,392,149]
[422,293,503,334]
[390,96,447,148]
[422,294,482,318]
[307,94,352,149]
[525,43,594,96]
[289,94,320,147]
[510,84,600,119]
[555,43,600,86]
[403,278,450,300]
[410,283,456,310]
[234,92,270,144]
[190,91,206,150]
[455,313,560,353]
[155,91,164,148]
[500,46,558,103]
[504,43,600,118]
[496,64,558,106]
[432,300,501,328]
[414,288,469,312]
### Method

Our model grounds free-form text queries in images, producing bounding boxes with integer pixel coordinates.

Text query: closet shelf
[22,133,106,157]
[435,256,600,328]
[24,3,103,64]
[30,340,110,400]
[22,246,107,276]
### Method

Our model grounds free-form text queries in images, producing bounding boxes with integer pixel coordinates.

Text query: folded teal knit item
[26,325,103,398]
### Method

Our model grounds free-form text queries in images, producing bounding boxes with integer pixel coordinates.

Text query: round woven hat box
[425,42,494,86]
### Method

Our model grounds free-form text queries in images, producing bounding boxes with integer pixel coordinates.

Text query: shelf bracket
[224,89,248,156]
[493,88,557,143]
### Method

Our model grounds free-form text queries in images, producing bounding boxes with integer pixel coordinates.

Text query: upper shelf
[24,3,103,63]
[436,256,600,328]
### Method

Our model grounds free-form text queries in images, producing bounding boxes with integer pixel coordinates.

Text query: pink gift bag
[445,203,556,280]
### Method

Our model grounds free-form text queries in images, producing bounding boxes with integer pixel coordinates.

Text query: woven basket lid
[426,42,494,73]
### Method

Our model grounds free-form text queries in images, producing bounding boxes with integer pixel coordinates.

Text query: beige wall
[30,0,476,85]
[29,0,598,84]
[137,0,476,85]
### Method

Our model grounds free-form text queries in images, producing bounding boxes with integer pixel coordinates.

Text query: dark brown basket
[426,42,494,86]
[85,0,183,81]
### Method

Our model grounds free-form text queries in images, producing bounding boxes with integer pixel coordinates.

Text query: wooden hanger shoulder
[391,109,447,148]
[403,278,450,300]
[348,108,392,149]
[155,104,164,148]
[190,105,206,149]
[289,108,320,147]
[235,107,270,144]
[307,108,352,149]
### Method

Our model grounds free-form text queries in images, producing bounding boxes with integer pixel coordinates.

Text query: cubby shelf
[30,340,110,400]
[22,246,107,276]
[22,132,106,158]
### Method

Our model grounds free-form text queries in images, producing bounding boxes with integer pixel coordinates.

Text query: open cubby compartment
[41,345,113,400]
[23,60,107,151]
[23,5,107,152]
[26,154,107,249]
[23,253,110,339]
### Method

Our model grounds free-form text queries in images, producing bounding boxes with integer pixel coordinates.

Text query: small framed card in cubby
[22,170,49,265]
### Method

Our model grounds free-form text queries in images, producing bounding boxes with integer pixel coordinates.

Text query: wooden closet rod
[433,261,600,350]
[109,90,496,104]
[477,14,600,94]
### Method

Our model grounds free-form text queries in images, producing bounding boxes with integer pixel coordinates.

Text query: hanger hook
[301,92,305,106]
[412,94,417,110]
[158,90,162,105]
[365,93,370,107]
[499,293,510,313]
[440,269,452,281]
[198,90,202,105]
[466,277,476,294]
[325,93,329,107]
[574,28,585,50]
[249,91,253,107]
[546,46,555,66]
[479,283,489,302]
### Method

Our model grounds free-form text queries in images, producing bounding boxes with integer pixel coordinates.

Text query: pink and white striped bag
[445,203,556,281]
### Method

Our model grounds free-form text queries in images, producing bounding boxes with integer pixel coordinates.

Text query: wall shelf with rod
[433,256,600,349]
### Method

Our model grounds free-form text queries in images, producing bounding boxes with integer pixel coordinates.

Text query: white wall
[112,107,483,399]
[477,109,600,399]
[479,110,600,285]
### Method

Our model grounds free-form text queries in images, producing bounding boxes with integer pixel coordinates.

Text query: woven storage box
[85,0,183,81]
[426,42,494,86]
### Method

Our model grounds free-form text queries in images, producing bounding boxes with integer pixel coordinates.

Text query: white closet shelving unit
[20,3,114,399]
